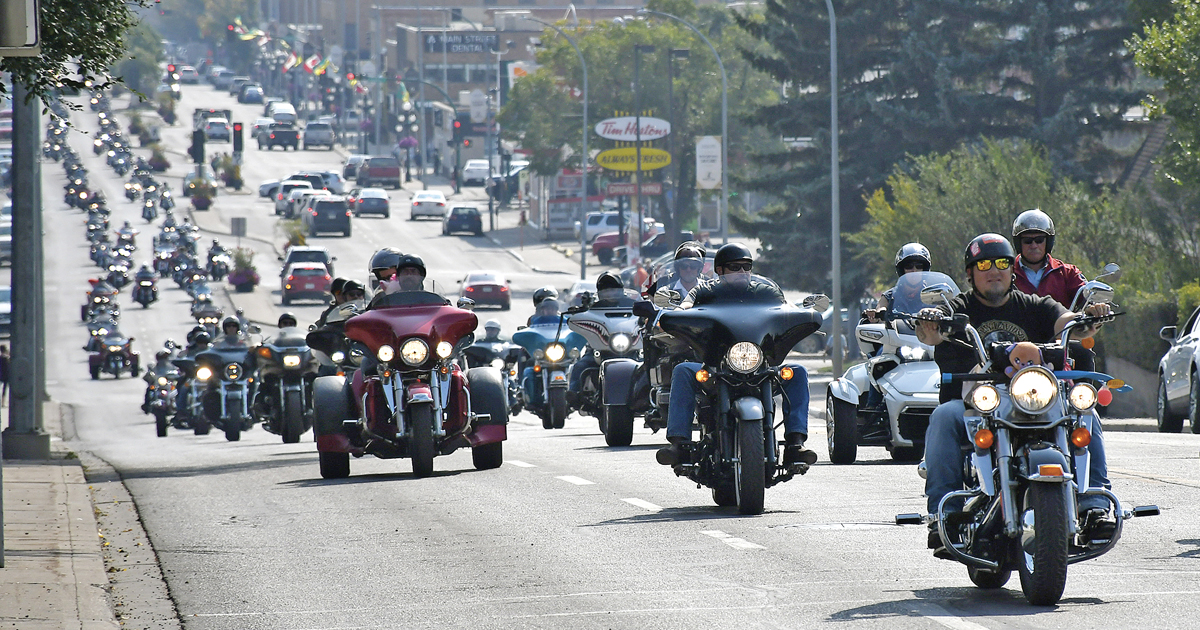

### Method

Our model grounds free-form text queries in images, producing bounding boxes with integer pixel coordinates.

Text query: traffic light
[190,130,205,164]
[226,24,235,41]
[345,72,355,82]
[232,122,243,153]
[463,139,472,148]
[452,119,462,140]
[167,63,176,74]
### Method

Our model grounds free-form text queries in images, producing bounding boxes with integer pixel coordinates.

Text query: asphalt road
[37,84,1200,629]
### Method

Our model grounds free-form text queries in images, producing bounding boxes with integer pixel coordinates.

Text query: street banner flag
[283,52,299,71]
[314,58,332,76]
[303,54,321,73]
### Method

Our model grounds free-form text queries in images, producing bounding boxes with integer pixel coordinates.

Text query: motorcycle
[308,290,510,479]
[81,291,118,322]
[89,334,139,380]
[632,294,826,514]
[194,345,257,442]
[894,275,1159,605]
[462,337,527,417]
[142,199,158,222]
[207,253,231,282]
[564,292,644,446]
[512,312,587,429]
[826,271,958,463]
[254,328,319,443]
[144,368,179,437]
[132,276,158,308]
[169,358,213,435]
[84,314,120,352]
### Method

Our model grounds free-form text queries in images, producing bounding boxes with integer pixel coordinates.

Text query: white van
[268,102,297,124]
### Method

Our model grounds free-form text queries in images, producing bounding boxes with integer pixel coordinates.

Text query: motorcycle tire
[409,405,436,478]
[549,388,568,430]
[282,390,305,444]
[89,365,100,380]
[712,484,737,507]
[735,419,766,515]
[1016,483,1069,606]
[541,408,553,430]
[225,414,242,442]
[968,566,1011,590]
[467,368,507,471]
[1189,372,1200,435]
[1157,378,1184,433]
[603,404,634,447]
[319,452,350,479]
[826,393,859,465]
[192,416,211,435]
[155,411,169,438]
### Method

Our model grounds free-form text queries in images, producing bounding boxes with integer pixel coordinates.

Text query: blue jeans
[923,400,1111,514]
[569,352,598,392]
[666,362,809,440]
[522,367,541,405]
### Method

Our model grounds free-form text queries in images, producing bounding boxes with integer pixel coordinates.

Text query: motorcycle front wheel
[409,405,436,478]
[548,387,567,429]
[735,419,766,515]
[154,411,169,438]
[1017,484,1069,606]
[282,390,304,444]
[603,404,634,447]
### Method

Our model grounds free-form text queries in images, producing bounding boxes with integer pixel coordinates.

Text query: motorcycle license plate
[305,283,315,289]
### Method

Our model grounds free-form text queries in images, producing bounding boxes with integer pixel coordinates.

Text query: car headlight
[195,366,212,381]
[157,376,168,386]
[1010,366,1058,415]
[377,344,395,362]
[545,343,566,363]
[436,341,453,359]
[330,351,345,364]
[282,354,301,368]
[968,384,1001,413]
[224,363,243,380]
[1068,383,1098,411]
[726,341,763,373]
[610,333,631,353]
[400,339,428,366]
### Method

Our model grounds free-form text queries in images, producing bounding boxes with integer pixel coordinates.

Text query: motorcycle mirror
[1081,281,1115,307]
[1098,262,1121,282]
[920,284,955,307]
[801,294,830,312]
[632,300,657,319]
[457,297,476,310]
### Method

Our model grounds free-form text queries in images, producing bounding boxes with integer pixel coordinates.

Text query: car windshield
[368,157,398,167]
[414,193,443,201]
[452,208,477,216]
[292,268,327,277]
[289,251,329,263]
[467,273,501,284]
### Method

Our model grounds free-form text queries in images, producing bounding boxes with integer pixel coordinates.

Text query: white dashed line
[622,498,662,512]
[506,460,537,468]
[701,530,765,550]
[556,475,595,485]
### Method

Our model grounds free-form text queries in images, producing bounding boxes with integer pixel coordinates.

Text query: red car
[281,262,332,305]
[458,271,511,310]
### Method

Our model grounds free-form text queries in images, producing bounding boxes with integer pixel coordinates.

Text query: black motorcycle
[633,296,824,514]
[132,277,158,308]
[193,346,257,442]
[463,338,527,417]
[254,329,319,443]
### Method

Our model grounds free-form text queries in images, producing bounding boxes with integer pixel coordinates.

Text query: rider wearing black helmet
[659,243,818,469]
[1011,209,1086,309]
[527,286,561,325]
[914,233,1114,555]
[368,247,405,288]
[277,312,298,329]
[567,272,636,400]
[864,242,933,324]
[367,253,430,309]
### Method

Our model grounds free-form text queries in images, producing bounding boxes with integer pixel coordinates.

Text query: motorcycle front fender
[827,376,862,406]
[1023,443,1073,483]
[548,370,568,389]
[600,358,639,406]
[732,396,765,421]
[406,382,434,405]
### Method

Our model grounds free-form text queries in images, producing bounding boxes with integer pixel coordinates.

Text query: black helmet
[341,279,365,297]
[596,271,623,291]
[963,233,1016,270]
[221,316,241,332]
[329,277,347,295]
[193,331,211,346]
[713,243,753,269]
[674,241,705,261]
[186,326,205,343]
[369,247,404,274]
[155,349,170,360]
[396,254,426,278]
[894,242,932,277]
[532,286,558,307]
[1011,208,1056,254]
[278,312,298,328]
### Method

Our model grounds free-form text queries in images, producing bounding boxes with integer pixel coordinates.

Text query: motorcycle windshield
[567,307,641,349]
[269,329,309,349]
[345,299,478,351]
[658,302,823,367]
[889,271,960,317]
[196,348,250,368]
[512,323,587,355]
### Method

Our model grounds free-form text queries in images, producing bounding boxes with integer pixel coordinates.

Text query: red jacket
[1014,254,1086,309]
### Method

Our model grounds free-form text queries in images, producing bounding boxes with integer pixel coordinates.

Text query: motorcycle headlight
[899,345,928,361]
[377,344,395,362]
[436,341,453,359]
[139,281,153,286]
[544,343,566,363]
[224,363,243,380]
[610,333,631,353]
[1068,382,1098,412]
[95,328,108,336]
[107,345,122,353]
[282,354,301,368]
[726,341,763,373]
[195,366,212,381]
[968,384,1001,413]
[331,351,345,364]
[400,339,428,366]
[348,346,366,366]
[157,376,168,386]
[491,358,505,369]
[1010,366,1058,415]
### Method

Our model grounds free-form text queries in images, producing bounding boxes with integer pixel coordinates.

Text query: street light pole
[637,9,728,244]
[826,0,842,377]
[667,48,689,247]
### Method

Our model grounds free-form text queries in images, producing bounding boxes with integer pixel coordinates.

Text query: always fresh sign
[594,117,671,141]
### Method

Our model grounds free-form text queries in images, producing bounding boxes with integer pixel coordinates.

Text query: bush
[228,247,260,286]
[1103,286,1176,373]
[278,219,307,249]
[147,145,170,172]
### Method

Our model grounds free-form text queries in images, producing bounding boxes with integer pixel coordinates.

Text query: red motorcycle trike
[309,291,509,479]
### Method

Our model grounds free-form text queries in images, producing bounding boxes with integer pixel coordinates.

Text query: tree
[1132,1,1200,187]
[114,21,164,100]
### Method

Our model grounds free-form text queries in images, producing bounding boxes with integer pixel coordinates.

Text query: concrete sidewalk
[0,404,119,629]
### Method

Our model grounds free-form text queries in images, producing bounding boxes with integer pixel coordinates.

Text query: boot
[656,436,691,466]
[1080,508,1117,544]
[783,432,818,467]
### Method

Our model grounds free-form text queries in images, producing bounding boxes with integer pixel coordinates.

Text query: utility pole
[633,45,655,265]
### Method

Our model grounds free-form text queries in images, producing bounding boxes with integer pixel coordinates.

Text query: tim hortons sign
[594,116,671,142]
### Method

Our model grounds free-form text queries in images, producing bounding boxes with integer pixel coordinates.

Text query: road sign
[0,0,40,57]
[595,148,671,172]
[469,89,487,124]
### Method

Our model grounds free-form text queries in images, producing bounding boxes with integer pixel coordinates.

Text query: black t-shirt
[686,278,785,306]
[934,289,1066,402]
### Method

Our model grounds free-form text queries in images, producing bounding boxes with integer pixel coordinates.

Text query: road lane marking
[556,475,594,485]
[700,529,765,550]
[506,460,537,468]
[909,601,992,630]
[622,497,662,512]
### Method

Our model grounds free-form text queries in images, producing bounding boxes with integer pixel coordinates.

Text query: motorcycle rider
[527,287,560,326]
[657,243,818,468]
[216,317,249,347]
[367,247,405,290]
[141,348,175,413]
[864,242,932,323]
[368,254,436,308]
[175,329,212,417]
[207,239,227,264]
[913,233,1114,554]
[482,319,504,342]
[649,241,709,302]
[1011,209,1086,309]
[567,272,637,402]
[277,312,298,330]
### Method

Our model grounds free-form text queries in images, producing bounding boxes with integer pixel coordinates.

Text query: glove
[653,287,681,308]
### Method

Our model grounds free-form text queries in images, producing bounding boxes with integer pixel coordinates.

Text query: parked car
[612,228,686,266]
[259,123,299,150]
[458,271,511,310]
[258,178,280,198]
[274,180,313,215]
[281,263,333,305]
[343,154,367,179]
[1158,305,1200,432]
[442,205,482,236]
[576,211,629,244]
[351,188,390,217]
[410,190,447,220]
[590,220,664,265]
[279,245,335,278]
[302,196,352,237]
[357,156,401,188]
[0,285,10,337]
[302,122,335,150]
[461,159,491,186]
[204,118,231,142]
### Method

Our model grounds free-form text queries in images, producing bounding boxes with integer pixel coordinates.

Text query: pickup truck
[302,122,334,150]
[356,156,401,189]
[259,123,299,151]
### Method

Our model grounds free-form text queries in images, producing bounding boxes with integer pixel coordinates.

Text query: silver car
[409,191,447,220]
[1158,306,1200,432]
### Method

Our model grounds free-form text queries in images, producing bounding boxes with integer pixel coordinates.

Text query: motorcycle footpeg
[895,513,924,526]
[1130,505,1160,518]
[788,462,811,475]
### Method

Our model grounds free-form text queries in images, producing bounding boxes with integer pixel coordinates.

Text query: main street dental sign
[594,117,671,142]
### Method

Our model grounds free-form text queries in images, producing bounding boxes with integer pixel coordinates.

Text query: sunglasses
[973,258,1013,272]
[676,261,702,271]
[722,262,753,272]
[1020,235,1046,246]
[902,262,929,271]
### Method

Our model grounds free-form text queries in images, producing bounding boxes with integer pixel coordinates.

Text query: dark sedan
[443,205,483,236]
[458,271,511,310]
